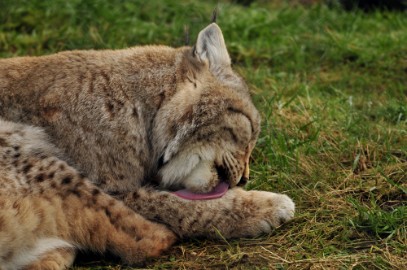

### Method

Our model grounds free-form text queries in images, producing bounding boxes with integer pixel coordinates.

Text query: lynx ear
[195,23,231,70]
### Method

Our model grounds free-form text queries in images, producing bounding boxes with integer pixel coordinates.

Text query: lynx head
[152,23,261,194]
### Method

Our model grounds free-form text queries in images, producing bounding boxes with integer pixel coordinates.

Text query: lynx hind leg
[87,191,177,263]
[46,164,177,265]
[24,248,76,270]
[21,177,176,268]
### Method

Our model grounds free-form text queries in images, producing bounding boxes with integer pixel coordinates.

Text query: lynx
[0,23,295,269]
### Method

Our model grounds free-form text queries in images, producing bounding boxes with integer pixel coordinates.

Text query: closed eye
[157,154,166,169]
[221,127,239,144]
[227,107,254,134]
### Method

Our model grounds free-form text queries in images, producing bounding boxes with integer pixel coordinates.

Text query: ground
[0,0,405,269]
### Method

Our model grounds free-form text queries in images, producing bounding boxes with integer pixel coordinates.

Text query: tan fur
[0,23,294,269]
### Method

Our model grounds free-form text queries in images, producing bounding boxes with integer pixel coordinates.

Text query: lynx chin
[0,23,295,269]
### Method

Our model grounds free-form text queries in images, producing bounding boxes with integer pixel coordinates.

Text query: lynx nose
[238,176,248,186]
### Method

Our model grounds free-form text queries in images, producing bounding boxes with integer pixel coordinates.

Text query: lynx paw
[121,222,177,265]
[135,225,177,261]
[233,190,295,236]
[265,192,295,227]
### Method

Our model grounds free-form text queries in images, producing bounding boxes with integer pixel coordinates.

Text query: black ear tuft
[184,25,190,46]
[211,7,218,23]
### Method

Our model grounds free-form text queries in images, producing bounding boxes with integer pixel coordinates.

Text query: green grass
[1,0,406,269]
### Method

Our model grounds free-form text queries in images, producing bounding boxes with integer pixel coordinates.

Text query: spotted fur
[0,120,175,269]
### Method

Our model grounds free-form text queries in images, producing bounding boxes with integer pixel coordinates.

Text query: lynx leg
[122,187,295,239]
[24,248,76,270]
[48,159,178,262]
[52,172,177,264]
[20,183,176,267]
[81,200,177,264]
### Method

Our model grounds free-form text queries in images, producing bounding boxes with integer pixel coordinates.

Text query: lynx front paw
[259,191,295,228]
[231,190,295,237]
